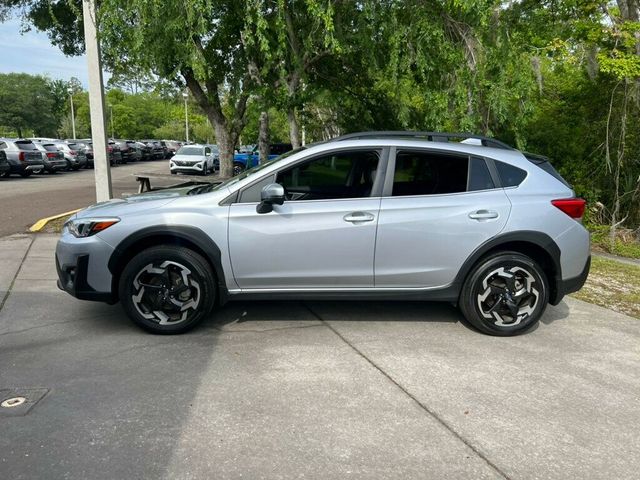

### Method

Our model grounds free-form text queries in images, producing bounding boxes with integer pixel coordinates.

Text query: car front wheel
[459,251,549,336]
[119,246,216,334]
[233,162,245,176]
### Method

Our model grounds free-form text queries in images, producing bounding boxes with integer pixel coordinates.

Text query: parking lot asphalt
[1,234,639,479]
[0,161,179,237]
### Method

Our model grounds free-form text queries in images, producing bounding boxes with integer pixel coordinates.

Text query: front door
[228,148,384,289]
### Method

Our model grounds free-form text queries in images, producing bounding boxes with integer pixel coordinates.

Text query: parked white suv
[170,144,218,175]
[56,132,590,336]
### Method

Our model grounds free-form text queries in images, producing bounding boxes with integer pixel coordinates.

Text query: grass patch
[589,224,640,259]
[41,214,73,234]
[572,256,640,319]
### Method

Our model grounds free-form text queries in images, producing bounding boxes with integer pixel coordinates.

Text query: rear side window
[468,157,495,191]
[392,151,468,196]
[495,161,527,187]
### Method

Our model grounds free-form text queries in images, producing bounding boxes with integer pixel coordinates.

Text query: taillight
[552,198,586,219]
[47,152,56,158]
[18,152,25,162]
[69,150,77,155]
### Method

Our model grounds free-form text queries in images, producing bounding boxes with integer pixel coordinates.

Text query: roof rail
[329,131,514,150]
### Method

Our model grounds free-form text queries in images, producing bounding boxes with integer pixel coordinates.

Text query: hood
[74,186,201,219]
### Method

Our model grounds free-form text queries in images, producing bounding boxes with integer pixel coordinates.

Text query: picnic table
[133,171,229,193]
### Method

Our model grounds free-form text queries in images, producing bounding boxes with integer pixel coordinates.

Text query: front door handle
[343,211,375,223]
[469,210,499,220]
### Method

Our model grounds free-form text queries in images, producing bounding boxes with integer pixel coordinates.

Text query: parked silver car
[169,144,218,175]
[56,132,590,336]
[54,141,88,170]
[32,141,68,173]
[0,138,45,177]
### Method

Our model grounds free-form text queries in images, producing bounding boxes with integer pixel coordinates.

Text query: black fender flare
[451,230,563,304]
[107,225,228,303]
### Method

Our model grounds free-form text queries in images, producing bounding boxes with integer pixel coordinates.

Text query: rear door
[374,148,511,288]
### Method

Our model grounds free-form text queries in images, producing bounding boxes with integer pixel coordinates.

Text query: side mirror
[257,183,285,214]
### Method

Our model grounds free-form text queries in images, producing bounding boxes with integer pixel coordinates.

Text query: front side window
[275,149,380,201]
[392,151,468,196]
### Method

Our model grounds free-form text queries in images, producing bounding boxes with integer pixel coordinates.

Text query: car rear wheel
[20,171,32,178]
[459,251,549,336]
[119,246,216,334]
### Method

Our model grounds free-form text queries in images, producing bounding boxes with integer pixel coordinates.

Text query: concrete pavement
[0,161,177,237]
[1,234,639,479]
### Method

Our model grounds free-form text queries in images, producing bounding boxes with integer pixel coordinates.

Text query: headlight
[65,217,120,238]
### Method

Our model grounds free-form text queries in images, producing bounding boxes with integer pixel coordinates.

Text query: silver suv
[56,132,590,336]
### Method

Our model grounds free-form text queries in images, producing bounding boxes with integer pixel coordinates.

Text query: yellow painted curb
[29,209,82,232]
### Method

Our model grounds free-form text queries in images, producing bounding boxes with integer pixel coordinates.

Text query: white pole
[82,0,112,201]
[183,92,189,143]
[109,105,114,138]
[68,88,76,139]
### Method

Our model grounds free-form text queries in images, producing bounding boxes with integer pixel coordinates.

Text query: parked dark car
[140,140,164,160]
[129,141,152,161]
[0,138,45,177]
[161,140,181,158]
[33,142,68,173]
[108,141,125,164]
[112,139,135,163]
[0,150,9,176]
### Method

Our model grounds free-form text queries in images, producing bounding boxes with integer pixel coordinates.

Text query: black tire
[119,246,216,334]
[233,162,245,176]
[459,251,549,336]
[20,171,32,178]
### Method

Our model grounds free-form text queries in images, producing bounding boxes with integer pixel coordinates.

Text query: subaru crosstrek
[56,132,590,336]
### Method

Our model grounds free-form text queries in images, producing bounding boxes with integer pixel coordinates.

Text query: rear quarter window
[495,161,527,187]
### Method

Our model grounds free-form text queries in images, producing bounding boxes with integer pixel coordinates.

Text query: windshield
[199,146,306,194]
[177,146,203,156]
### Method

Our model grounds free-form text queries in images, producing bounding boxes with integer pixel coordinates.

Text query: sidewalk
[1,234,640,480]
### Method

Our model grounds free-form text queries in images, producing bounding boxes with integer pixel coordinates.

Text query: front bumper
[55,232,117,303]
[170,161,205,174]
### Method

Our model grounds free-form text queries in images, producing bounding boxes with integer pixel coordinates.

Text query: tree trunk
[17,127,23,138]
[213,122,234,179]
[288,107,301,149]
[258,111,270,164]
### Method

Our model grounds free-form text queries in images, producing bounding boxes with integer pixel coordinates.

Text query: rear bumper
[551,255,591,305]
[10,163,45,173]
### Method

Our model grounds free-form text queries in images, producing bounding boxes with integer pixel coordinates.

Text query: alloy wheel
[131,261,201,325]
[476,266,540,327]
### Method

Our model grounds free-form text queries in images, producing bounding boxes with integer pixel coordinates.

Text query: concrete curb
[28,209,82,232]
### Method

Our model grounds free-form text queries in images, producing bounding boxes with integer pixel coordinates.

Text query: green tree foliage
[0,73,60,137]
[1,0,639,227]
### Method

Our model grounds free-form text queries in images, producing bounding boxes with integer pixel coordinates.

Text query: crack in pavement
[302,302,512,480]
[0,235,35,314]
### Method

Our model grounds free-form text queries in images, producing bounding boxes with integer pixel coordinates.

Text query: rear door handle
[469,210,499,220]
[343,211,375,223]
